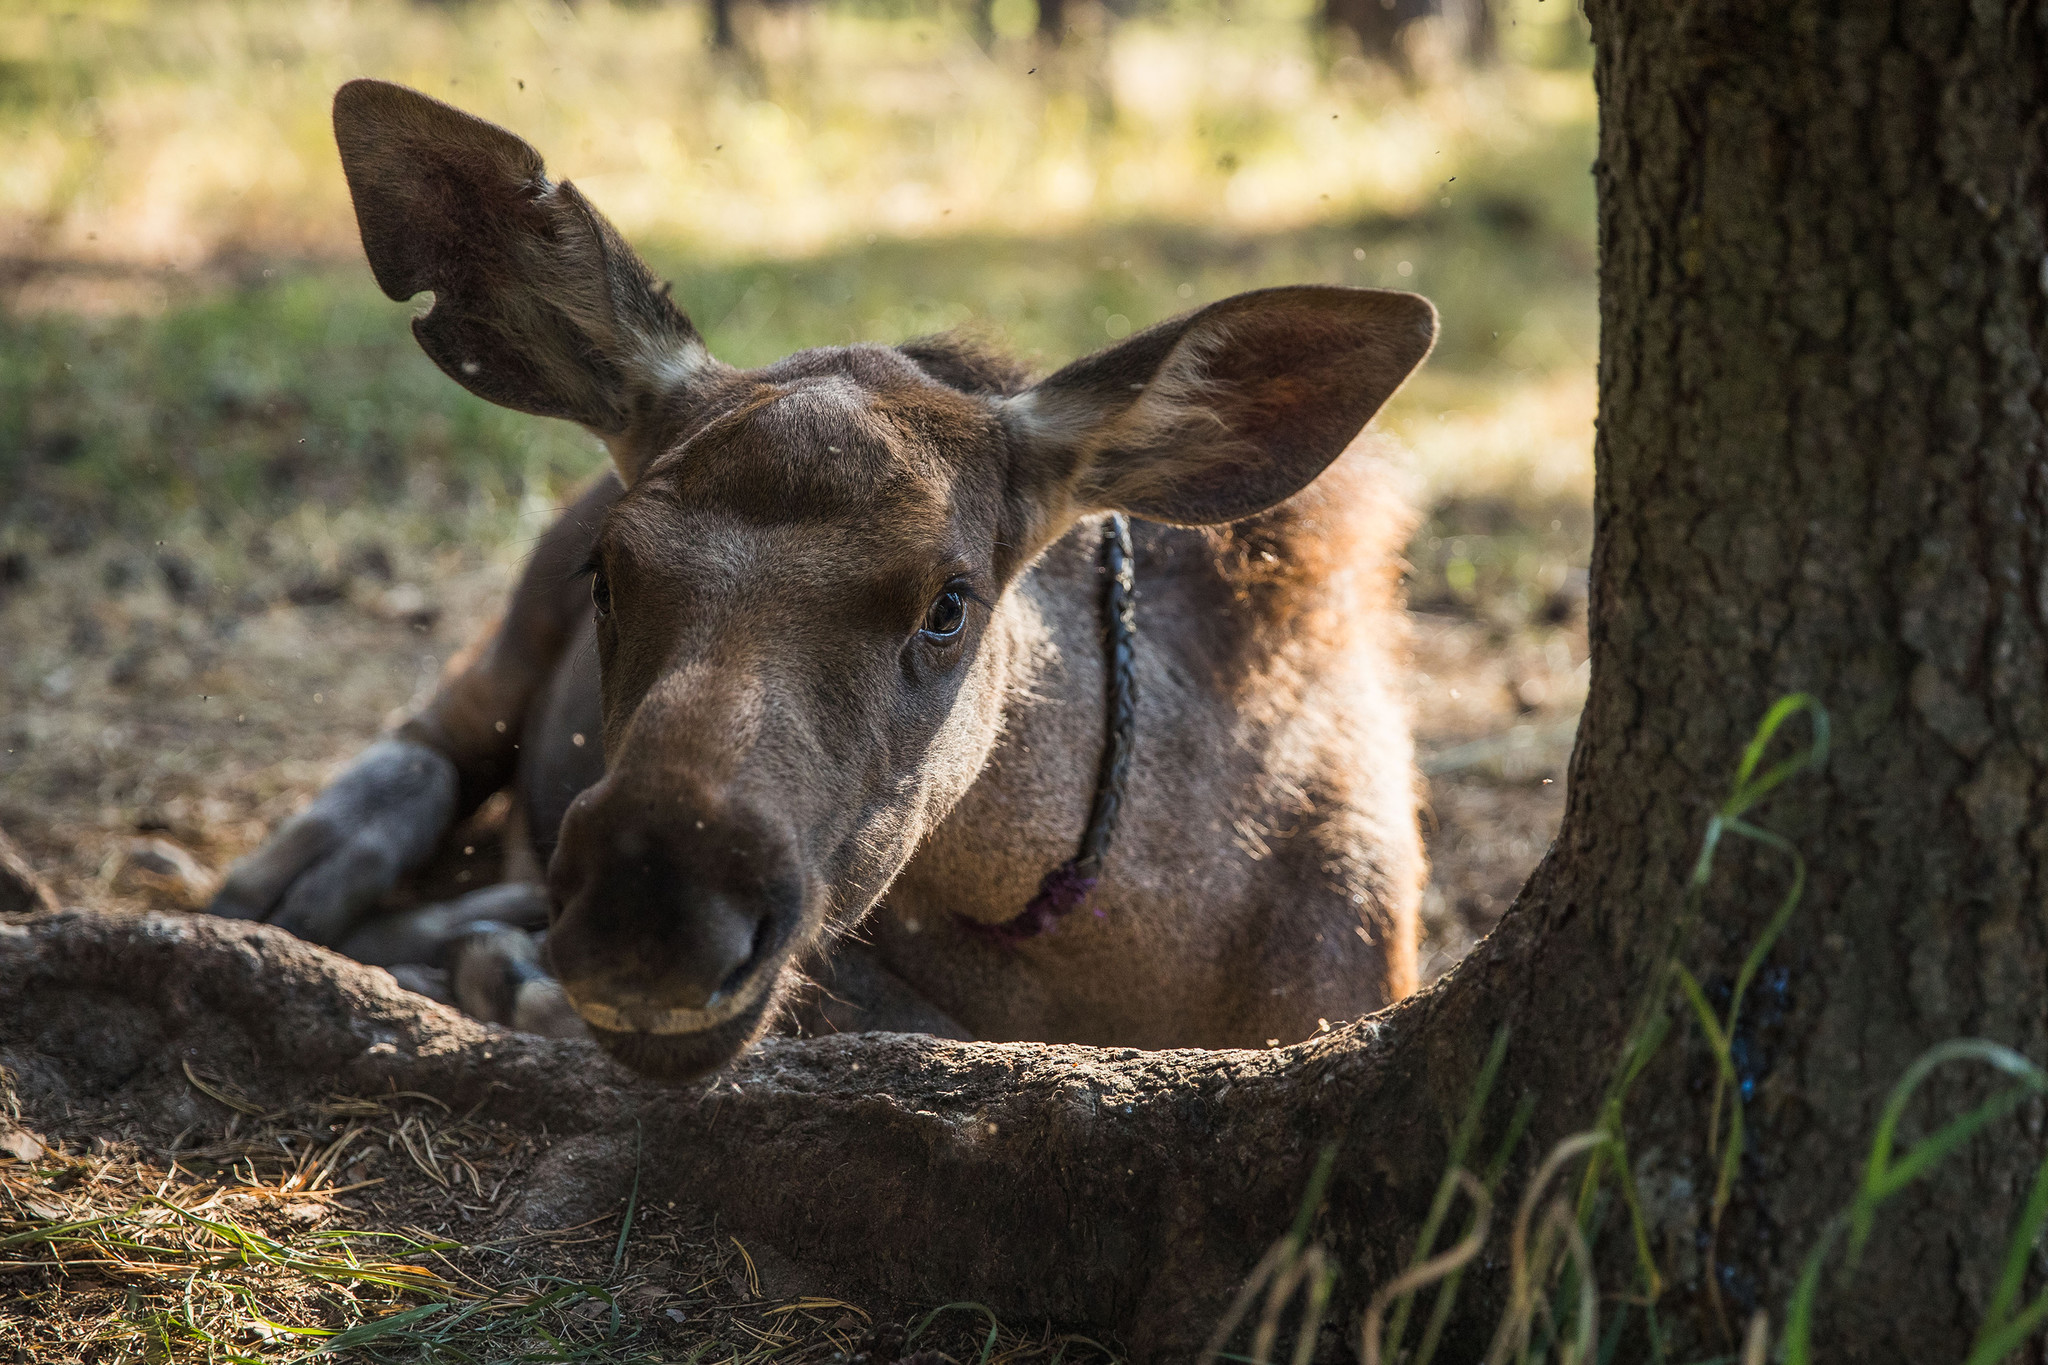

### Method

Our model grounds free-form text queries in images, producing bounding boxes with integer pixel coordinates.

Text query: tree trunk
[4,2,2043,1360]
[1037,0,1068,46]
[1556,0,2048,1352]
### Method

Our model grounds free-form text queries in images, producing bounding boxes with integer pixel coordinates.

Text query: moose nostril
[717,914,777,1000]
[546,800,801,1021]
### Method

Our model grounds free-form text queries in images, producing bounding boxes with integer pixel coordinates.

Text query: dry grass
[0,1066,1119,1363]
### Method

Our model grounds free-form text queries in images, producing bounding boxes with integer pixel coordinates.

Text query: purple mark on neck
[961,859,1100,944]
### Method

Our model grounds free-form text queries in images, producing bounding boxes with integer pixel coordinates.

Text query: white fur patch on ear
[1003,330,1207,441]
[640,336,716,393]
[1002,322,1242,512]
[596,334,730,485]
[600,432,644,484]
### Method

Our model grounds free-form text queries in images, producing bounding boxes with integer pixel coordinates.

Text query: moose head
[332,79,1436,1079]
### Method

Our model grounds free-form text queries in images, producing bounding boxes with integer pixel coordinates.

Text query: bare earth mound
[2,906,1376,1360]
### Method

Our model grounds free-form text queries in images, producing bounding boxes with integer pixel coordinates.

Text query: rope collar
[977,513,1137,943]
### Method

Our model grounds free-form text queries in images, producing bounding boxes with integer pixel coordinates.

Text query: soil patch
[0,502,1586,1360]
[0,517,1584,978]
[1,910,1133,1362]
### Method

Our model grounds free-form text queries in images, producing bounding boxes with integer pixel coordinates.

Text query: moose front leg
[207,738,459,944]
[210,474,621,945]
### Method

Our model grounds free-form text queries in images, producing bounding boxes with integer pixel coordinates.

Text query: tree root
[0,907,1513,1359]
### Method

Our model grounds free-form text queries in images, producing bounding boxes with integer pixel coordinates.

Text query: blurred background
[0,0,1594,980]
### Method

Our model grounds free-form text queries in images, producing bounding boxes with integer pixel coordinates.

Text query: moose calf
[211,79,1437,1081]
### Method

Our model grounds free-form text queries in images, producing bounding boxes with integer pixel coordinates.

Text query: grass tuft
[1217,698,1840,1365]
[0,1079,1120,1363]
[1316,694,2048,1365]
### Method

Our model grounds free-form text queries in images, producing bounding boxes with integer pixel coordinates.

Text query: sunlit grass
[3,210,1595,538]
[1,0,1594,542]
[1,0,1591,264]
[0,1072,1113,1362]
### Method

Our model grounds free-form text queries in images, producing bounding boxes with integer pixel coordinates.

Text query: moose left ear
[1004,286,1437,527]
[332,79,717,473]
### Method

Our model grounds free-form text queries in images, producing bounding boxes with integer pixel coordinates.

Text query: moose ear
[332,79,717,454]
[1004,286,1437,527]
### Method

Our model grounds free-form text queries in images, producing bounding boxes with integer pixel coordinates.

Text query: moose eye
[590,565,612,621]
[920,588,967,643]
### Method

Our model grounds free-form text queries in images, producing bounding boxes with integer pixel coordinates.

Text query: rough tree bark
[3,1,2043,1360]
[1553,0,2048,1352]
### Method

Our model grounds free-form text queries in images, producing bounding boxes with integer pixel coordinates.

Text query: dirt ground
[0,508,1584,979]
[0,503,1584,1362]
[0,1087,881,1363]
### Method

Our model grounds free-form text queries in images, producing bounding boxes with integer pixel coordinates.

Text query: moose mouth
[563,954,779,1036]
[574,981,788,1083]
[542,793,810,1083]
[552,910,799,1082]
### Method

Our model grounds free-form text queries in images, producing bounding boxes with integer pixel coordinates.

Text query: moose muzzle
[545,778,804,1055]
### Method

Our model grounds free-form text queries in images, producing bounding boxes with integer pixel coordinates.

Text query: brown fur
[225,81,1437,1081]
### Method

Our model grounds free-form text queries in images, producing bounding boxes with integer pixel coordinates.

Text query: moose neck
[969,513,1137,943]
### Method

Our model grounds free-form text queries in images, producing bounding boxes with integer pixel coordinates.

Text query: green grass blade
[1288,1143,1342,1251]
[1672,968,1731,1073]
[1291,1266,1337,1365]
[312,1302,448,1351]
[907,1301,1003,1353]
[1871,1085,2038,1205]
[1850,1041,2048,1262]
[1963,1290,2048,1365]
[1685,816,1729,896]
[614,1118,643,1275]
[1411,1091,1536,1365]
[1595,1301,1630,1365]
[1723,694,1830,821]
[1781,1214,1846,1365]
[1577,1009,1676,1230]
[1604,1128,1662,1305]
[1718,823,1804,1039]
[1384,1026,1513,1354]
[1972,1145,2048,1358]
[1787,1040,2048,1364]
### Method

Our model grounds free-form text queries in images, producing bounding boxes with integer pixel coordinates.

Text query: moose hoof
[448,923,588,1040]
[337,881,552,967]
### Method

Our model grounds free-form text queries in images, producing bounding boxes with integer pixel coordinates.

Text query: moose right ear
[1001,285,1436,533]
[332,79,719,456]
